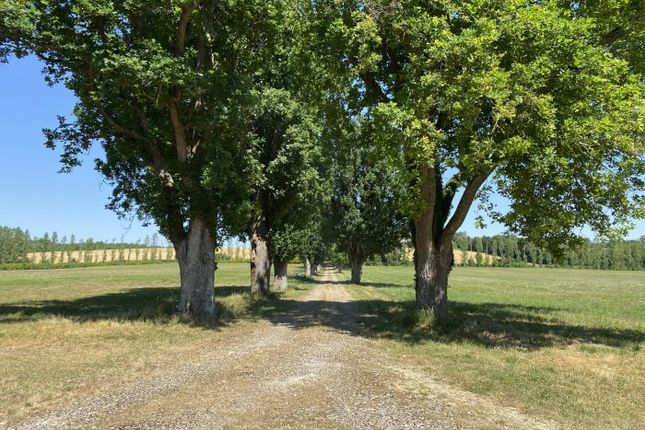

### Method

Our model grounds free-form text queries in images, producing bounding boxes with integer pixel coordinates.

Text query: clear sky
[0,56,161,244]
[0,56,643,243]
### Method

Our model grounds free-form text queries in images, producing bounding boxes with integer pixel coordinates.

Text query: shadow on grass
[1,281,642,350]
[293,274,401,289]
[345,299,644,350]
[0,285,253,326]
[258,285,643,350]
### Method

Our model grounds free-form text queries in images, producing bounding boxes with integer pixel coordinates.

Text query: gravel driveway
[11,271,564,430]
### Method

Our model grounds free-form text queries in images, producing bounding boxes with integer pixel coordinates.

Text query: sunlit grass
[346,265,645,430]
[0,262,308,425]
[2,263,642,429]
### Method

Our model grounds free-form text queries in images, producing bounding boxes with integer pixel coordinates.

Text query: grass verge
[344,266,644,430]
[0,262,309,425]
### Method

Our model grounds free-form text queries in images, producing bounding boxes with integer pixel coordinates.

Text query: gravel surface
[9,271,565,430]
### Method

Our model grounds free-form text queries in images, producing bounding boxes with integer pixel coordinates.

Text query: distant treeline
[0,226,165,264]
[362,232,645,270]
[452,233,645,270]
[3,225,644,270]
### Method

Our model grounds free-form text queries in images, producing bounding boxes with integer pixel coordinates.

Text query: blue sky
[0,56,643,243]
[0,56,162,244]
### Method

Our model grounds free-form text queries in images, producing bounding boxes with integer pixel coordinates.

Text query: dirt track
[12,271,563,430]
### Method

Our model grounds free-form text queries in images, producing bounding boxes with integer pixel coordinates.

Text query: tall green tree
[329,142,408,284]
[0,226,29,264]
[318,0,644,320]
[299,215,331,276]
[1,1,282,324]
[270,223,309,290]
[242,4,328,294]
[269,168,331,290]
[246,88,322,294]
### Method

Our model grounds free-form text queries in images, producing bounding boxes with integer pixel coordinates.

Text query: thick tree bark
[411,157,491,321]
[413,162,451,321]
[350,255,363,284]
[348,240,364,284]
[250,215,270,295]
[174,217,216,325]
[414,232,452,321]
[273,260,288,292]
[413,170,488,320]
[304,258,312,276]
[412,163,446,320]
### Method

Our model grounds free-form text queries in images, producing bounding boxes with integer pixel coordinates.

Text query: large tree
[320,79,409,284]
[269,164,332,290]
[329,140,408,284]
[270,223,309,290]
[1,1,278,324]
[318,0,644,320]
[246,87,322,294]
[298,214,332,276]
[243,5,332,294]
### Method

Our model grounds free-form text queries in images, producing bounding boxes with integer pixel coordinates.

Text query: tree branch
[169,2,197,164]
[361,73,390,103]
[602,10,642,47]
[169,102,188,163]
[133,104,174,185]
[176,3,197,57]
[422,163,437,227]
[414,162,437,239]
[441,169,493,245]
[95,103,145,141]
[347,56,391,103]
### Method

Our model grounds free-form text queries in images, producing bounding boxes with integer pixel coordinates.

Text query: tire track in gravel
[10,270,565,430]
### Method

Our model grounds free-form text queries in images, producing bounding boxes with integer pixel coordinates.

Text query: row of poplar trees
[0,226,167,264]
[2,1,642,324]
[453,233,645,270]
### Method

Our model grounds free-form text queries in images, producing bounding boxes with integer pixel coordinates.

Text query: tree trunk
[350,255,363,284]
[414,211,453,321]
[250,215,270,295]
[348,239,364,284]
[174,217,216,325]
[304,258,312,276]
[273,260,288,292]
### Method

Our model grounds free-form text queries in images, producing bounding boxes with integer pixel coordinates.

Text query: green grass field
[0,263,643,428]
[345,266,645,430]
[0,262,307,425]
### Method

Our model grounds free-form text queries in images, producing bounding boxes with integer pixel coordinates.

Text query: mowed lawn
[0,262,306,426]
[347,266,645,430]
[1,263,643,429]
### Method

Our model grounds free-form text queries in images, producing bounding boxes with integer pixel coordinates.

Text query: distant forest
[1,225,644,270]
[450,233,645,270]
[0,226,164,264]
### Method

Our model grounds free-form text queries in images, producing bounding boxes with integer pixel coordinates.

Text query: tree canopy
[0,0,299,323]
[327,136,409,283]
[1,0,643,322]
[314,0,644,317]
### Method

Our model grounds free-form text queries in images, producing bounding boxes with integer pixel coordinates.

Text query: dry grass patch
[0,262,309,426]
[346,266,645,430]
